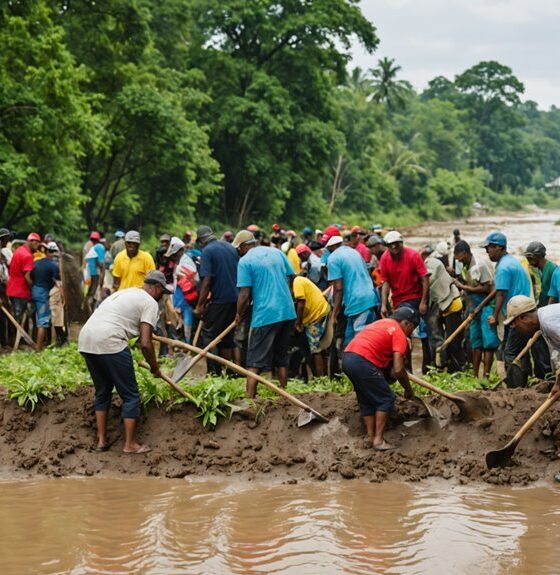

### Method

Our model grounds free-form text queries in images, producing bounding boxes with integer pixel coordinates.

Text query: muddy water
[1,478,559,575]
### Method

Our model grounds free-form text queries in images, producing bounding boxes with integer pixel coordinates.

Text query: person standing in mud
[233,230,296,397]
[78,270,170,454]
[342,307,417,451]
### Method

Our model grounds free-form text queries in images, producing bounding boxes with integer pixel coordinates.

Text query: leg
[271,320,295,388]
[472,348,482,378]
[363,414,375,445]
[246,367,260,398]
[277,366,288,388]
[82,353,113,448]
[95,410,108,448]
[373,411,393,449]
[313,353,325,377]
[483,350,495,378]
[36,327,47,352]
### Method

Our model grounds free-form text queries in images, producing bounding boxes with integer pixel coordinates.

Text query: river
[1,477,559,574]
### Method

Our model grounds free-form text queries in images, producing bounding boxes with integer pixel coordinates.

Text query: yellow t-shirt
[287,248,301,274]
[113,249,155,290]
[293,276,330,326]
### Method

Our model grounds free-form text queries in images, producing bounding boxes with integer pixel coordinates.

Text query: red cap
[89,231,101,240]
[320,233,330,244]
[350,225,361,234]
[323,225,341,238]
[272,223,281,232]
[285,230,296,237]
[295,244,312,255]
[247,224,260,232]
[27,232,41,242]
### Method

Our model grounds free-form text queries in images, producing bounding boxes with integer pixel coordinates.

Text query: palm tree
[386,139,426,181]
[369,57,413,110]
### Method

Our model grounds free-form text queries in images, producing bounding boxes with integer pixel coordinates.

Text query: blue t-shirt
[548,266,560,300]
[85,243,106,277]
[327,245,379,317]
[237,246,296,328]
[200,239,239,304]
[495,253,531,305]
[31,258,60,290]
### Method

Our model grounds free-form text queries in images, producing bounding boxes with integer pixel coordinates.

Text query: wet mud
[1,384,560,485]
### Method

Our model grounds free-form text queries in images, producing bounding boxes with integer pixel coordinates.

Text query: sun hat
[164,236,185,257]
[232,230,256,248]
[504,295,537,325]
[384,231,403,245]
[124,230,141,244]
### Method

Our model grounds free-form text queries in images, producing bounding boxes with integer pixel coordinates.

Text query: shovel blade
[486,443,516,469]
[297,408,329,427]
[455,394,494,422]
[505,363,528,389]
[172,355,192,383]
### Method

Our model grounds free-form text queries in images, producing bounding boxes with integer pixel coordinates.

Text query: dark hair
[453,240,471,255]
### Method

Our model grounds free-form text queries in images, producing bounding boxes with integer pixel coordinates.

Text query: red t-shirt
[345,319,408,368]
[378,246,428,308]
[6,244,34,300]
[354,241,371,263]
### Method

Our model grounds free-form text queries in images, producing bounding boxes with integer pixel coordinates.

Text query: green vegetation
[2,2,559,239]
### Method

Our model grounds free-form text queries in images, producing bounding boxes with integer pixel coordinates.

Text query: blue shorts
[31,285,51,328]
[469,306,500,350]
[342,351,395,416]
[344,308,376,346]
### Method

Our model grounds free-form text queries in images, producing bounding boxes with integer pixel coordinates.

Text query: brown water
[1,477,560,574]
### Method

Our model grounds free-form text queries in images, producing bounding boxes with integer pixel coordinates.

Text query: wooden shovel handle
[192,319,204,348]
[181,321,236,377]
[439,289,497,352]
[513,330,542,366]
[407,372,460,402]
[153,334,328,419]
[510,390,560,445]
[138,360,197,403]
[0,304,36,349]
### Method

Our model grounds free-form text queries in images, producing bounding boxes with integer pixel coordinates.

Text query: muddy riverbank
[1,384,560,485]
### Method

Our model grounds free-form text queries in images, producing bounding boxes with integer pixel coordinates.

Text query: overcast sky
[351,0,560,110]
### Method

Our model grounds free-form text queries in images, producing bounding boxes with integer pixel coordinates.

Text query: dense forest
[2,0,560,241]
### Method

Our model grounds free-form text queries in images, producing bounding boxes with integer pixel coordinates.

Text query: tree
[0,1,95,232]
[369,57,413,111]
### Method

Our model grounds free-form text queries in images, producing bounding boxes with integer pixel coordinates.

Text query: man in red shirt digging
[343,307,418,451]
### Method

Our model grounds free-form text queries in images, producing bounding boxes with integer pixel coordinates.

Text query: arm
[332,278,343,324]
[113,276,121,291]
[488,290,507,325]
[392,352,414,399]
[288,273,295,296]
[549,296,558,305]
[139,322,161,377]
[419,275,429,315]
[24,270,33,287]
[194,276,211,316]
[98,262,105,291]
[454,279,492,294]
[236,286,251,324]
[381,281,390,317]
[295,299,305,331]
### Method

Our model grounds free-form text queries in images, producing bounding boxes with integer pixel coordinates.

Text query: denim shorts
[344,308,377,346]
[469,306,500,350]
[31,286,51,328]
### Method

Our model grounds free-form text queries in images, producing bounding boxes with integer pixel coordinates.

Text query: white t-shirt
[538,304,560,371]
[78,288,159,354]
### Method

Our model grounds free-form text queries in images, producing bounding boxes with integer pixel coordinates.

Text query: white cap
[326,236,343,248]
[164,236,185,258]
[504,295,537,325]
[384,231,403,245]
[46,241,59,252]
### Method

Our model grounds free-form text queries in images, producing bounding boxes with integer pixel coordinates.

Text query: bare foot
[373,440,395,451]
[123,444,151,454]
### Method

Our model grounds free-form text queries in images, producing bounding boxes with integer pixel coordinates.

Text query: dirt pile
[1,385,560,484]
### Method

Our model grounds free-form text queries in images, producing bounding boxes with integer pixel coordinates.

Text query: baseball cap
[196,225,213,240]
[115,230,125,238]
[144,270,173,294]
[247,224,260,232]
[366,234,384,248]
[0,228,10,239]
[481,231,507,248]
[302,226,313,235]
[295,244,311,255]
[323,225,341,238]
[89,231,101,241]
[326,236,343,248]
[391,306,420,327]
[504,295,537,325]
[159,233,171,242]
[285,230,296,237]
[125,230,141,244]
[27,232,41,242]
[524,241,546,258]
[232,230,256,248]
[164,236,185,257]
[384,231,403,245]
[46,241,59,252]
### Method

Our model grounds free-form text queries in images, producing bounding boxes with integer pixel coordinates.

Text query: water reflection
[1,478,559,574]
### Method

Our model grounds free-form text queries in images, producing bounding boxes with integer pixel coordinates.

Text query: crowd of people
[2,221,560,452]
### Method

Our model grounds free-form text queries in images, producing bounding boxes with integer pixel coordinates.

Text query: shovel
[138,360,197,404]
[174,321,236,383]
[408,372,493,421]
[503,329,542,389]
[172,320,204,380]
[435,290,496,367]
[154,335,329,426]
[486,390,560,468]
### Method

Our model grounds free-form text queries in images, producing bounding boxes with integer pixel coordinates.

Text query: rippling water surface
[1,478,560,574]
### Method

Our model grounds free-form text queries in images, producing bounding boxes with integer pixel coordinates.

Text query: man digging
[342,307,418,451]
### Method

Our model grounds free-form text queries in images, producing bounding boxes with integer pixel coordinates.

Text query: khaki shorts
[49,286,65,327]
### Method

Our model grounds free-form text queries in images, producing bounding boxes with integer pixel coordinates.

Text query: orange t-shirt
[345,319,407,368]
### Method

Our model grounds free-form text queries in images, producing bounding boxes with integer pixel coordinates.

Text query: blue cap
[481,231,507,247]
[302,226,313,235]
[115,230,125,238]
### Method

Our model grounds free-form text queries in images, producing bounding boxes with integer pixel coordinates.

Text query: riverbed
[2,477,559,574]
